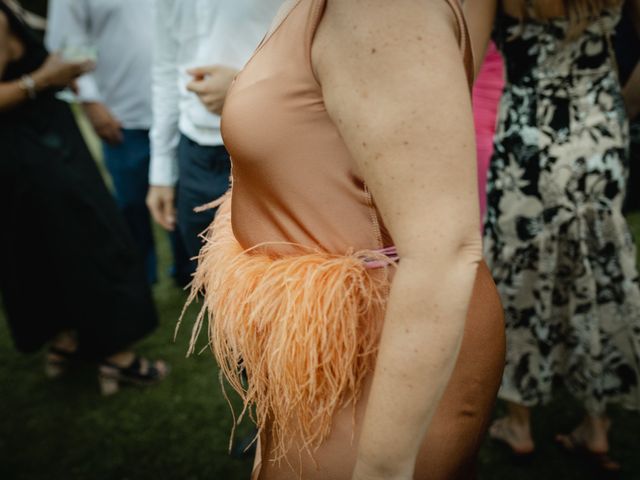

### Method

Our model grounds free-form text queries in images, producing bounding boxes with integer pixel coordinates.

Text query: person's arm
[46,0,123,144]
[147,0,180,231]
[0,11,33,110]
[463,0,498,74]
[0,11,91,112]
[316,1,482,478]
[623,0,640,120]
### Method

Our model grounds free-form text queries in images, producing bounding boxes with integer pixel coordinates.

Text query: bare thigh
[258,262,505,480]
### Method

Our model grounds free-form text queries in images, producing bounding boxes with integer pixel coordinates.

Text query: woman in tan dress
[186,0,505,478]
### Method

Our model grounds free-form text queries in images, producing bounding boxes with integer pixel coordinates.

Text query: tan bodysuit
[188,0,505,478]
[224,0,472,256]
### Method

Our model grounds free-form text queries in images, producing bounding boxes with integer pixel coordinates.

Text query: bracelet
[19,74,37,100]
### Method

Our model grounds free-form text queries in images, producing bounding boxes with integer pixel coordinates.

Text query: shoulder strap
[443,0,475,89]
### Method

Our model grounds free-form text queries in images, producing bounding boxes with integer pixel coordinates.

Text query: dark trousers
[103,129,191,283]
[103,129,157,283]
[177,135,231,260]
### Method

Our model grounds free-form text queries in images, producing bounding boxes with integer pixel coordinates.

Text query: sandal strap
[100,356,164,382]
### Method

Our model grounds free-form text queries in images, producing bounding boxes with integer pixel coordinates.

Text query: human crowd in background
[1,0,640,478]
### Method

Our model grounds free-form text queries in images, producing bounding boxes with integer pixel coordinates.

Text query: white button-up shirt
[149,0,282,186]
[46,0,153,130]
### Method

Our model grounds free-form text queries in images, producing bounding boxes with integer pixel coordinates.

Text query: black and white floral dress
[484,4,640,413]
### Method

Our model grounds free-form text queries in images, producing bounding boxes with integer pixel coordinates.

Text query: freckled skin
[255,0,506,478]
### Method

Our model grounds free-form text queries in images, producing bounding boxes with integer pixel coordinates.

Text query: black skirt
[0,97,158,360]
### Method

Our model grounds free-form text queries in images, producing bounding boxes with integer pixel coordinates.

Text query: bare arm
[463,0,498,74]
[315,0,482,477]
[0,11,93,112]
[623,0,640,120]
[0,11,30,111]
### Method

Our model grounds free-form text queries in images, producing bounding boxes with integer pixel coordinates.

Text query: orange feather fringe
[181,194,392,461]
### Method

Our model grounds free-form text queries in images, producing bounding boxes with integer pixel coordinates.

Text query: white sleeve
[149,0,180,187]
[45,0,102,103]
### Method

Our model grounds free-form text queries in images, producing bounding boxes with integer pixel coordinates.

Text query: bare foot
[489,417,535,455]
[555,416,614,454]
[555,419,620,473]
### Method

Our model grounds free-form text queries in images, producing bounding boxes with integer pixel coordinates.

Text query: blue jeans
[103,129,172,284]
[177,135,231,260]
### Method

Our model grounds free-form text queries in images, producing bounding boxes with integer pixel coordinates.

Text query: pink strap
[363,246,399,269]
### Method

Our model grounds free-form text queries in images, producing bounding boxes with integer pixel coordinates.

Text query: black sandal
[98,356,169,395]
[555,432,621,478]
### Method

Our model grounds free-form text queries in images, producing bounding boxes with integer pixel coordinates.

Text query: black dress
[0,3,157,360]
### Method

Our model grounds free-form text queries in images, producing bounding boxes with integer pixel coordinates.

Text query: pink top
[472,42,504,217]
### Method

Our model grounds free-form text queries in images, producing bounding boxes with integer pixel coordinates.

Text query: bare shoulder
[313,0,461,83]
[314,0,458,55]
[311,0,480,258]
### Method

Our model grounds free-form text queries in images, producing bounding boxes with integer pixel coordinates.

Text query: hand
[32,53,94,91]
[185,65,238,115]
[146,185,177,231]
[82,102,123,145]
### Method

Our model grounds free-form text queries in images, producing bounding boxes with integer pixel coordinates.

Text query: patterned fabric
[484,4,640,413]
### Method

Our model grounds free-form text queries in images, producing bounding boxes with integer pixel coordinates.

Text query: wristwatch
[19,74,37,100]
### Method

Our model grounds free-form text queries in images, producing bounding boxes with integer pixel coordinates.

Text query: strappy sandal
[45,346,77,379]
[489,418,535,463]
[98,356,169,396]
[555,432,621,478]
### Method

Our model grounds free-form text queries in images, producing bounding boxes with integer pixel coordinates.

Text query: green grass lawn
[1,174,639,479]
